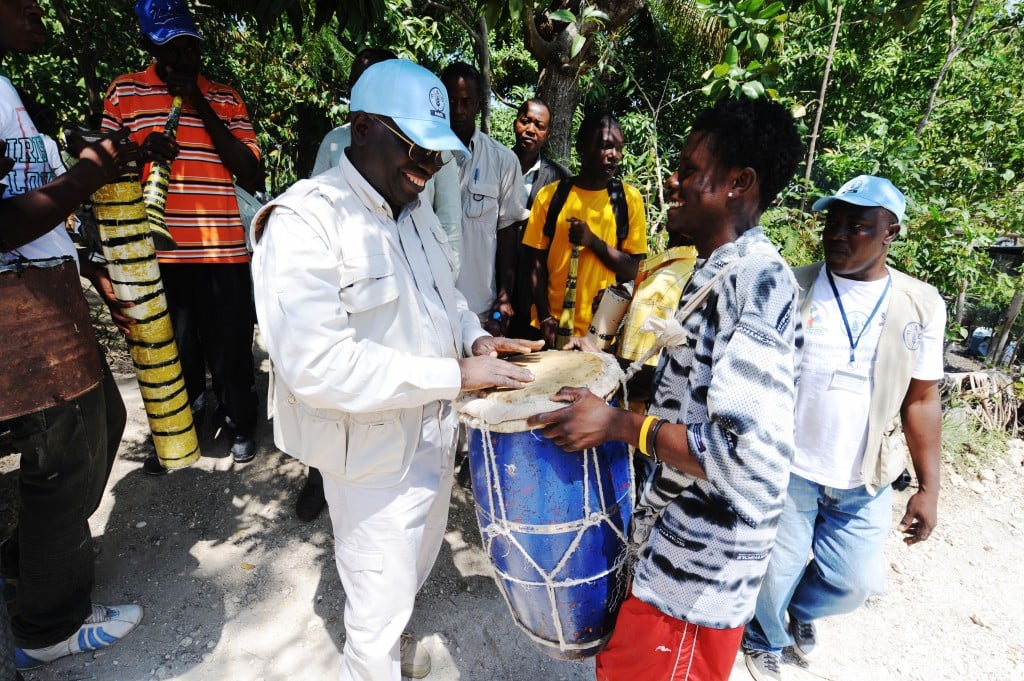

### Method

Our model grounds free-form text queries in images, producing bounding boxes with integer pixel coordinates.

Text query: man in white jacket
[250,59,541,681]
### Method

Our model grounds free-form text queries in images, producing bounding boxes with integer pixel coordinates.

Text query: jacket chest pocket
[338,252,400,313]
[463,180,499,224]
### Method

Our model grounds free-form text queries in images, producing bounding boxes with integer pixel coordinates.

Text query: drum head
[458,350,623,433]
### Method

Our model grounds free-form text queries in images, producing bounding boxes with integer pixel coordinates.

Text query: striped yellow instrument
[140,95,182,251]
[92,174,200,469]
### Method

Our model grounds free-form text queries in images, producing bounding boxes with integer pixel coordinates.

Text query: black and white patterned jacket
[632,227,801,629]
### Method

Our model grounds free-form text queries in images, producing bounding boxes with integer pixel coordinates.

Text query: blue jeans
[743,474,891,655]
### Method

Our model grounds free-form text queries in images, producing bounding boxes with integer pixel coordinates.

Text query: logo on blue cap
[428,87,446,120]
[136,0,203,46]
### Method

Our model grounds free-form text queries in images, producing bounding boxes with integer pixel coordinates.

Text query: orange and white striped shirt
[102,64,260,264]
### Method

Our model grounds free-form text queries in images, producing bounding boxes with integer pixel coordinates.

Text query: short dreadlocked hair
[691,99,802,211]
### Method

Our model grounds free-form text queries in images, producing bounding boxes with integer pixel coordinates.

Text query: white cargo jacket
[251,157,487,486]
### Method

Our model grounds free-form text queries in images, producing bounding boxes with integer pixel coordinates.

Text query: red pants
[595,594,744,681]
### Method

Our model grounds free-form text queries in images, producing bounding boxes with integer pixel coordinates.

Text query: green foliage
[697,0,786,101]
[762,206,823,267]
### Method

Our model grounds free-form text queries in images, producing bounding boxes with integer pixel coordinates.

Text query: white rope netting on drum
[458,351,635,654]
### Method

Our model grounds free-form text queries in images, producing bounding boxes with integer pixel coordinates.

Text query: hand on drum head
[526,386,621,452]
[471,336,545,358]
[561,335,602,353]
[458,355,536,391]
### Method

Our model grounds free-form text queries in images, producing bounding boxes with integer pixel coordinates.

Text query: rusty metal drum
[0,259,102,421]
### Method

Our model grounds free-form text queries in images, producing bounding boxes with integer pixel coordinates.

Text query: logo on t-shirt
[428,87,446,119]
[903,321,923,350]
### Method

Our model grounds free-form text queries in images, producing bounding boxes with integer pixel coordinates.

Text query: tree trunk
[475,15,492,135]
[917,0,980,135]
[955,277,967,327]
[988,290,1024,365]
[523,0,644,164]
[802,3,842,205]
[536,65,585,165]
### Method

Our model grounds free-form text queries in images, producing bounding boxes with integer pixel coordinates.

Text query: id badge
[830,367,869,393]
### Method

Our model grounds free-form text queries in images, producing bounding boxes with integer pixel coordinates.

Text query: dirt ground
[3,327,1023,681]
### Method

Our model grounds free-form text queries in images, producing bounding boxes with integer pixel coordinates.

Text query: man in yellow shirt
[521,111,647,348]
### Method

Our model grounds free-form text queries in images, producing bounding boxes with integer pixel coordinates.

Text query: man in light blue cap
[743,175,945,681]
[250,59,542,680]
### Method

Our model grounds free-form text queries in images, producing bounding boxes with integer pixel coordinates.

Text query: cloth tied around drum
[457,350,625,433]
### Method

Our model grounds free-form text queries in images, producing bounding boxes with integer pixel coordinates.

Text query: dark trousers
[159,263,258,435]
[1,366,125,648]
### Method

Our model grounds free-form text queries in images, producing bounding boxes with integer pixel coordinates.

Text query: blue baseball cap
[136,0,203,46]
[812,175,906,224]
[351,60,471,162]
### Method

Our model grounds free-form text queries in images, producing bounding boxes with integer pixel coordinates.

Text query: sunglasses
[368,114,450,168]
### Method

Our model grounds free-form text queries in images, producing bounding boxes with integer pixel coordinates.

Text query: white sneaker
[400,632,431,679]
[15,603,143,670]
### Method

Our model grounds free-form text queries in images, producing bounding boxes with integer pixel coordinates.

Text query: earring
[728,192,734,198]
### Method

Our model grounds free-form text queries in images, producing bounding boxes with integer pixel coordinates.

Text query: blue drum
[459,351,633,660]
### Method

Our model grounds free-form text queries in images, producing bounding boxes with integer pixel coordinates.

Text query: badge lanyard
[826,269,890,367]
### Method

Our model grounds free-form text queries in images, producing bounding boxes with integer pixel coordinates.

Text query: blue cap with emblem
[350,59,471,162]
[135,0,204,45]
[812,175,906,225]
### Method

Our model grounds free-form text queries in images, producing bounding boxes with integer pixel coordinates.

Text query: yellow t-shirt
[618,245,698,365]
[522,182,647,336]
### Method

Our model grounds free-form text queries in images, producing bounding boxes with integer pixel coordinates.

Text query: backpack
[542,177,629,247]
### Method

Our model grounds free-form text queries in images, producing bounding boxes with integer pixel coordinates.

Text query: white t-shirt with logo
[791,267,945,489]
[1,75,74,267]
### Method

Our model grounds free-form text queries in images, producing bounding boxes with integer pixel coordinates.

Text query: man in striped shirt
[103,0,263,470]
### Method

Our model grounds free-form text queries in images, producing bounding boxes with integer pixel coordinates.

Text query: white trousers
[322,402,456,681]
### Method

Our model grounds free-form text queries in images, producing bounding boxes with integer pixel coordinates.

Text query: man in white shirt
[296,48,463,523]
[250,59,541,681]
[743,176,944,681]
[441,62,529,337]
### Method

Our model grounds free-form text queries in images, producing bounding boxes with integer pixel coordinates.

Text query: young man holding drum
[529,98,804,681]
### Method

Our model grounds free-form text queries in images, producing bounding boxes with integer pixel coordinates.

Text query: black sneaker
[788,616,816,660]
[142,452,168,476]
[230,434,257,463]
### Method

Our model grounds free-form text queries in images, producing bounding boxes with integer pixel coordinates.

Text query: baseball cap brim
[812,195,906,224]
[148,27,204,45]
[392,117,470,163]
[812,195,881,212]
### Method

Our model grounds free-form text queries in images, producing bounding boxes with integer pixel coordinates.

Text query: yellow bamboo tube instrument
[92,174,200,469]
[140,95,181,251]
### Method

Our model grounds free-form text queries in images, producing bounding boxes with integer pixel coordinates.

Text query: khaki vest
[794,263,942,494]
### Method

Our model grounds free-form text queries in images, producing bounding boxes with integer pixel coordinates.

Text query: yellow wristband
[638,415,658,456]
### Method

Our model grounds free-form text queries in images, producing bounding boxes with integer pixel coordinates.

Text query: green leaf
[741,80,766,99]
[724,44,739,66]
[761,2,785,19]
[548,9,576,24]
[755,32,770,55]
[791,103,807,118]
[571,33,587,59]
[582,7,610,22]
